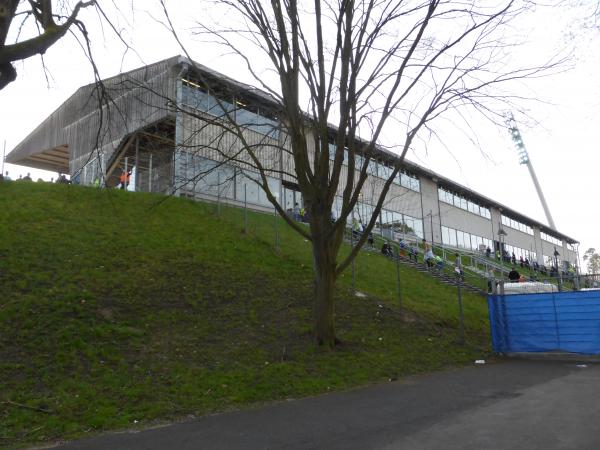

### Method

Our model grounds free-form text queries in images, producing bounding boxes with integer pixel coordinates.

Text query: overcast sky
[1,1,598,266]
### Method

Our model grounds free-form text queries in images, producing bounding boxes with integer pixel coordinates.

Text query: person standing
[119,170,127,189]
[487,269,496,293]
[425,247,434,268]
[119,170,131,190]
[352,218,361,239]
[454,253,463,278]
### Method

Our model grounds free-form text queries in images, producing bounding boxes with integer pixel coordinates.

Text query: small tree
[161,0,562,347]
[583,248,600,274]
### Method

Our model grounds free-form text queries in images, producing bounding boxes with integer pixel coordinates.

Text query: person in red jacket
[119,169,131,190]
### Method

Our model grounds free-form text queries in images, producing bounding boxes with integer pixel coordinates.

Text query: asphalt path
[50,359,600,450]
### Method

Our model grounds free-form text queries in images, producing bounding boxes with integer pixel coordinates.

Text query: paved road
[52,360,600,450]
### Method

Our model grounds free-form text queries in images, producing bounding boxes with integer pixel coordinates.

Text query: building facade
[6,56,579,268]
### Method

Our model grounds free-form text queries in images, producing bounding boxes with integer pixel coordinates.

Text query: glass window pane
[379,163,392,179]
[401,174,411,189]
[453,194,461,207]
[411,178,420,192]
[367,160,378,176]
[329,144,336,161]
[355,155,364,171]
[449,228,457,247]
[442,226,450,245]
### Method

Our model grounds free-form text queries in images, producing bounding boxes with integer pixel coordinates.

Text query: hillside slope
[0,182,490,448]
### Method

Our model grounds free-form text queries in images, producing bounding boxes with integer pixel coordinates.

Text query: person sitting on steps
[381,242,393,257]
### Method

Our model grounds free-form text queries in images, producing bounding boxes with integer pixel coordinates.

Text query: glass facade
[438,187,491,219]
[504,244,536,262]
[543,254,561,267]
[379,209,424,238]
[330,196,424,239]
[441,225,493,252]
[181,79,280,139]
[328,143,420,192]
[183,154,280,208]
[501,214,533,235]
[541,231,562,246]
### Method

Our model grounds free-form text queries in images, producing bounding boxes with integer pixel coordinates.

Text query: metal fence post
[124,156,128,190]
[351,211,356,292]
[148,153,153,193]
[396,254,402,308]
[217,171,221,216]
[457,275,465,344]
[244,184,248,234]
[274,205,279,251]
[134,136,139,192]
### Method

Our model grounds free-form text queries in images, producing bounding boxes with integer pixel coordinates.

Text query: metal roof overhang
[6,144,70,174]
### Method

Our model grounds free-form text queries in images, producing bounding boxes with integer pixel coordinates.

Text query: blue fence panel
[488,290,600,355]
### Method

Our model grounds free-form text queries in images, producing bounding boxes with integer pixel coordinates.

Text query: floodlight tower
[505,113,556,230]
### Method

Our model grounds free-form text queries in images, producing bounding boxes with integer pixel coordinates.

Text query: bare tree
[0,0,102,90]
[160,0,562,347]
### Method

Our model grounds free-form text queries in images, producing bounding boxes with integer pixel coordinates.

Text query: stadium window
[541,232,562,246]
[181,80,280,139]
[367,159,378,176]
[501,214,534,236]
[379,163,392,179]
[438,187,490,220]
[355,155,364,172]
[410,178,420,192]
[442,226,450,245]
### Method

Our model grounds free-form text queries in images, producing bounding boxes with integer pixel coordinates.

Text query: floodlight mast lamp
[505,113,557,230]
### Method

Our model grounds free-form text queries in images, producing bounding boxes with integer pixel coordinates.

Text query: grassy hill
[0,182,491,448]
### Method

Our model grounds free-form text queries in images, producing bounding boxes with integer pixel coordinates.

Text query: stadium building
[6,56,579,268]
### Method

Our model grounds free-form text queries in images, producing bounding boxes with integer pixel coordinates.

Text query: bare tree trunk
[313,237,337,347]
[311,207,342,347]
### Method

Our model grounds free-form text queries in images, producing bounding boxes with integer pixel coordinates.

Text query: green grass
[0,182,491,448]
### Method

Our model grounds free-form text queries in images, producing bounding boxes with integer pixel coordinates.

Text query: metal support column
[457,276,465,344]
[148,153,153,193]
[134,136,139,192]
[396,255,402,308]
[124,157,128,190]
